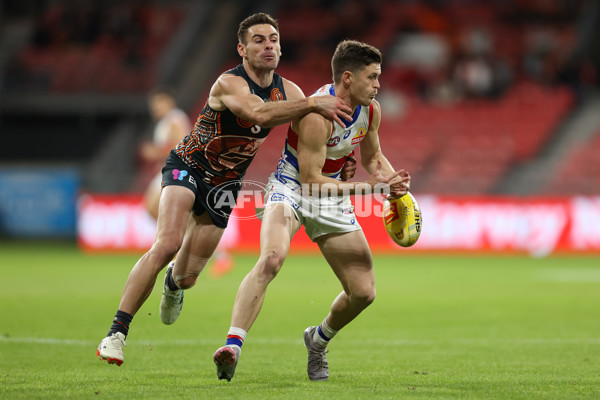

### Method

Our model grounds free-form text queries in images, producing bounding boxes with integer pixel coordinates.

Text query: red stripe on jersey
[286,125,299,150]
[286,120,334,150]
[287,115,345,174]
[368,103,373,130]
[322,156,349,174]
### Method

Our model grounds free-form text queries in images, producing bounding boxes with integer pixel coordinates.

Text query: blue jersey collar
[328,85,361,126]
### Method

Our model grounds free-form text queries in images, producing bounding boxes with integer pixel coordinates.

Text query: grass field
[1,241,599,399]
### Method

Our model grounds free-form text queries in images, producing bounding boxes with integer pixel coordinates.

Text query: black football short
[161,152,241,228]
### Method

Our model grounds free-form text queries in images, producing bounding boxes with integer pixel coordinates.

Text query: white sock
[225,327,247,349]
[313,318,338,348]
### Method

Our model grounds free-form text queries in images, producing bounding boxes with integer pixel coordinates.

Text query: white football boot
[160,261,184,325]
[303,326,329,381]
[213,345,241,381]
[96,332,127,366]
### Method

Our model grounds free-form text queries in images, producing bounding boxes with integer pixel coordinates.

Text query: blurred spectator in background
[4,0,181,93]
[139,87,191,219]
[450,26,512,99]
[139,87,236,277]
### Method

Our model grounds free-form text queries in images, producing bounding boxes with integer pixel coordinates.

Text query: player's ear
[342,71,353,86]
[237,43,246,57]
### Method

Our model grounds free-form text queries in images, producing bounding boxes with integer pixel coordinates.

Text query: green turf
[1,241,599,399]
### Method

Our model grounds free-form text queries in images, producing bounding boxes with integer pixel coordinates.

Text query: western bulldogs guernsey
[274,84,373,191]
[174,64,287,187]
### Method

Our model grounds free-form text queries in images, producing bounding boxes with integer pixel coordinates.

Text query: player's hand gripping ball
[382,192,422,247]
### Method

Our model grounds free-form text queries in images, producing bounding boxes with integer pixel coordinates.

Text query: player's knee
[352,288,376,308]
[174,273,199,290]
[146,249,177,271]
[258,250,286,279]
[150,238,180,264]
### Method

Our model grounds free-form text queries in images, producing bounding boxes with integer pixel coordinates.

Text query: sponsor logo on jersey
[172,169,188,181]
[327,136,341,147]
[342,206,354,215]
[351,127,367,145]
[188,175,197,188]
[270,88,284,102]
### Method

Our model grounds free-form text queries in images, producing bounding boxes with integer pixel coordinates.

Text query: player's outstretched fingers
[332,115,347,129]
[384,169,403,184]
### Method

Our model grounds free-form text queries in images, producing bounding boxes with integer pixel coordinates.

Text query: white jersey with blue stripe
[272,84,373,191]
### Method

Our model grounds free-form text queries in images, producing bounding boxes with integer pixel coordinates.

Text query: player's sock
[165,266,179,291]
[107,310,133,338]
[225,327,247,348]
[312,319,338,349]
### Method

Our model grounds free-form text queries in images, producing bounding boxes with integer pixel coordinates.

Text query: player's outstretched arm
[208,74,352,128]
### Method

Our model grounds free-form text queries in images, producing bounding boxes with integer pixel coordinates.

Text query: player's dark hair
[332,40,382,84]
[237,13,279,45]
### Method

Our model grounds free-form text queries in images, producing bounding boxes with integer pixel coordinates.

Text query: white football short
[263,174,362,241]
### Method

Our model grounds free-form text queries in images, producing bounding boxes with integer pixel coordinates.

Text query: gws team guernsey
[174,64,287,187]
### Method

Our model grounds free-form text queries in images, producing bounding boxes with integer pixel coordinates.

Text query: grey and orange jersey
[174,64,287,186]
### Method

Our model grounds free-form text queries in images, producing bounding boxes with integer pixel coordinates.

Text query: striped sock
[225,327,247,348]
[313,319,338,349]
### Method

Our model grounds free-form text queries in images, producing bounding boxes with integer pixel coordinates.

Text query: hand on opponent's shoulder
[309,95,353,128]
[282,77,353,128]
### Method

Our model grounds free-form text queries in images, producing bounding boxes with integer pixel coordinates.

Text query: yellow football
[382,192,422,247]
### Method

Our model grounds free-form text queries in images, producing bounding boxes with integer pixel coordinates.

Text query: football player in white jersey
[214,40,411,381]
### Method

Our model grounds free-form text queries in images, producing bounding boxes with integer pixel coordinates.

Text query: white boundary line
[1,336,599,346]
